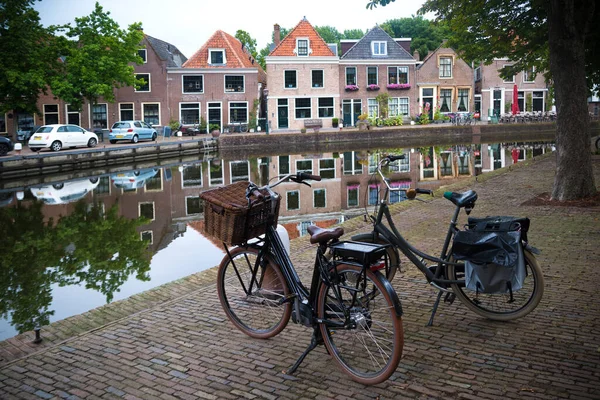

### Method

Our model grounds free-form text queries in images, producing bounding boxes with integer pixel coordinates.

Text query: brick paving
[1,153,599,399]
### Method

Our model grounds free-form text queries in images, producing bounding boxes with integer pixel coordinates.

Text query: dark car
[0,136,14,156]
[17,125,41,142]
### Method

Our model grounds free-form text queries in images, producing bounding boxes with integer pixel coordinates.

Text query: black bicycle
[201,173,404,385]
[352,155,544,325]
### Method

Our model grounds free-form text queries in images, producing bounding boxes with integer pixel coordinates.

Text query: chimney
[413,50,420,61]
[274,24,281,47]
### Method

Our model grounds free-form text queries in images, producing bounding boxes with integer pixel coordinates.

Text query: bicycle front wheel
[446,250,544,321]
[217,246,292,339]
[317,264,404,385]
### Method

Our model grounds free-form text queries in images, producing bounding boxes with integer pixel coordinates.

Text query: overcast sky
[35,0,427,58]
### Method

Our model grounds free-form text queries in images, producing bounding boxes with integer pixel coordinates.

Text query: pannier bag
[452,217,528,294]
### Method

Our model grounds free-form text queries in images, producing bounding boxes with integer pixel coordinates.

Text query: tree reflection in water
[0,199,151,334]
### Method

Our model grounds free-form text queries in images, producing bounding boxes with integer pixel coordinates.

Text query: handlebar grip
[298,172,322,181]
[387,154,405,162]
[415,188,433,196]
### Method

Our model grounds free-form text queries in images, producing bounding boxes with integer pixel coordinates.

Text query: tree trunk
[548,0,597,200]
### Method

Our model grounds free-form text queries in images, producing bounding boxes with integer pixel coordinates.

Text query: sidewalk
[1,154,599,399]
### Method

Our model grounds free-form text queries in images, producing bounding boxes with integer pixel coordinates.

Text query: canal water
[0,139,555,340]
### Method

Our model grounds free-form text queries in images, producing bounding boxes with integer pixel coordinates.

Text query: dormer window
[296,38,310,56]
[137,49,147,63]
[209,49,226,65]
[372,41,387,56]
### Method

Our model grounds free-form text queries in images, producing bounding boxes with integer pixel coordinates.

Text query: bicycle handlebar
[246,172,322,201]
[377,155,433,199]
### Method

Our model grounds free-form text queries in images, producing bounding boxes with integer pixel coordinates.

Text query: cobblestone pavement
[1,154,599,399]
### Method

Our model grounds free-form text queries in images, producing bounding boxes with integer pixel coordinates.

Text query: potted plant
[332,117,339,128]
[209,124,221,138]
[366,84,380,91]
[345,84,359,92]
[387,83,411,90]
[357,113,370,130]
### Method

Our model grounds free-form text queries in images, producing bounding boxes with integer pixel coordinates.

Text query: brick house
[416,43,474,120]
[475,59,549,121]
[0,34,187,140]
[265,18,339,132]
[168,30,266,133]
[339,26,418,126]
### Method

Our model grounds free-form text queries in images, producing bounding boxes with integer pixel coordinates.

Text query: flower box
[366,84,380,91]
[345,85,359,92]
[387,83,411,90]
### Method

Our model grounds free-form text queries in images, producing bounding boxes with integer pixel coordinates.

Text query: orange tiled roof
[183,30,263,71]
[269,19,335,57]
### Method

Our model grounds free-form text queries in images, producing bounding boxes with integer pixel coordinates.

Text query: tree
[315,25,342,44]
[49,2,144,110]
[256,27,291,70]
[0,0,62,115]
[381,16,449,60]
[367,0,598,201]
[235,29,258,59]
[343,29,365,40]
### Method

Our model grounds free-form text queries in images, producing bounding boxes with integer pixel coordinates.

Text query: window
[389,182,410,204]
[439,57,452,78]
[367,67,378,85]
[119,103,134,121]
[297,39,309,56]
[135,73,150,92]
[318,98,334,118]
[94,176,111,195]
[440,89,452,112]
[183,75,203,93]
[287,190,300,210]
[523,67,535,83]
[343,151,362,175]
[142,103,160,125]
[312,70,324,88]
[138,49,147,63]
[180,103,200,125]
[532,91,544,111]
[145,169,163,191]
[186,196,203,215]
[296,159,313,175]
[440,152,453,177]
[295,98,311,119]
[368,98,378,117]
[92,104,108,129]
[369,186,379,205]
[278,155,290,177]
[225,75,244,93]
[0,114,6,133]
[388,66,408,85]
[389,97,409,117]
[141,231,153,245]
[284,70,297,88]
[347,185,359,207]
[209,49,225,64]
[319,158,335,179]
[372,41,387,56]
[389,154,410,173]
[503,65,515,83]
[230,160,249,182]
[313,189,326,208]
[346,67,357,85]
[43,104,59,125]
[209,160,223,186]
[139,202,155,221]
[228,102,247,124]
[457,89,469,112]
[182,164,202,187]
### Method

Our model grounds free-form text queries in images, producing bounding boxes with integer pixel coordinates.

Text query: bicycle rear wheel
[217,246,292,339]
[317,264,404,385]
[446,250,544,321]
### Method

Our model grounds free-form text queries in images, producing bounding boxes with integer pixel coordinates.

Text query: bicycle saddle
[443,190,478,207]
[307,225,344,244]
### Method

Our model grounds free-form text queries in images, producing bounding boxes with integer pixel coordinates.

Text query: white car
[30,178,99,205]
[28,124,98,152]
[111,168,159,190]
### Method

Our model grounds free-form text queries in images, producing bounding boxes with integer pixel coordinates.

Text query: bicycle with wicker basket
[200,173,404,385]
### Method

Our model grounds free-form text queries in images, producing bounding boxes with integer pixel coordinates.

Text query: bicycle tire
[317,264,404,385]
[446,250,544,321]
[350,233,401,281]
[217,246,292,339]
[595,137,600,151]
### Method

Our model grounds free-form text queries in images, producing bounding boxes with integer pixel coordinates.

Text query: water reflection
[0,141,554,340]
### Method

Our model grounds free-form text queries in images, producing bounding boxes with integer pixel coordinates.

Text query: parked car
[109,121,157,144]
[0,136,14,156]
[17,125,41,142]
[28,124,98,152]
[30,177,99,205]
[110,168,159,190]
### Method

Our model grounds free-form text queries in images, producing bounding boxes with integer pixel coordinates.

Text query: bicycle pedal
[444,292,456,304]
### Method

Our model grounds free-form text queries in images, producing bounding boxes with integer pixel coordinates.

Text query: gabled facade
[339,26,418,127]
[475,59,549,121]
[167,30,266,133]
[265,18,339,132]
[416,43,474,119]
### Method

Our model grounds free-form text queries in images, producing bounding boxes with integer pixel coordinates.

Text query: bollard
[14,142,22,155]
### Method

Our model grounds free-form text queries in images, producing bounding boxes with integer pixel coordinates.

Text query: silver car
[109,121,157,144]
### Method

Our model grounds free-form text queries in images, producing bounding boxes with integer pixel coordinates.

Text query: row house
[339,26,418,127]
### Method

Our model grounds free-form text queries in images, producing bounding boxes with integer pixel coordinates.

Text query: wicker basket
[200,181,280,245]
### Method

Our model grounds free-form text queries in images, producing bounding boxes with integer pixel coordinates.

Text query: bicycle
[200,174,404,385]
[351,155,544,326]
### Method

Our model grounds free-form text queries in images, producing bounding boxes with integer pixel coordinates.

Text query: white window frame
[229,160,249,183]
[457,89,470,112]
[313,188,327,208]
[141,230,153,244]
[296,159,313,175]
[318,98,334,118]
[43,104,59,125]
[371,41,387,56]
[284,70,297,89]
[118,103,134,121]
[228,101,248,124]
[142,102,160,126]
[295,98,312,120]
[138,49,147,63]
[296,38,310,56]
[439,88,453,113]
[182,75,204,94]
[224,75,245,93]
[312,69,324,88]
[345,67,357,85]
[185,196,203,215]
[318,158,336,179]
[145,169,163,192]
[135,73,151,92]
[208,48,226,65]
[209,159,224,186]
[502,64,515,83]
[367,66,378,86]
[138,202,155,221]
[287,190,300,211]
[181,164,202,188]
[439,56,453,79]
[180,102,201,126]
[523,67,535,83]
[368,98,378,118]
[90,103,109,129]
[347,185,360,208]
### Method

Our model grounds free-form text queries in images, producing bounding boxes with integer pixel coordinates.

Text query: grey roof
[145,35,188,68]
[340,26,414,61]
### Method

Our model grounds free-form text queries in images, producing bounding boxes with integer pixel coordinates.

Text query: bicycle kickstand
[427,290,457,326]
[283,327,323,376]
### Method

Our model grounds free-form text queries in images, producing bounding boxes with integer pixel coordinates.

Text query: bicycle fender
[375,272,403,317]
